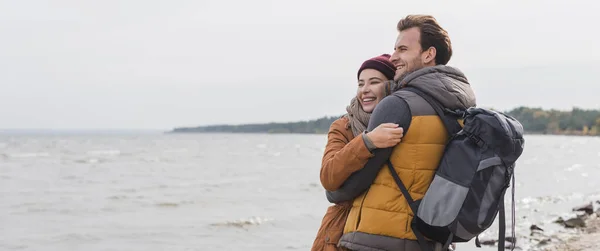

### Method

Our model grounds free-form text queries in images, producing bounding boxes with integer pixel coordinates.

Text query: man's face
[390,27,431,82]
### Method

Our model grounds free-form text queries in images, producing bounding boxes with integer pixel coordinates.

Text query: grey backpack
[388,87,525,251]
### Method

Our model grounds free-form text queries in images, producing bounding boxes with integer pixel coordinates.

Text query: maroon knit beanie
[357,54,396,80]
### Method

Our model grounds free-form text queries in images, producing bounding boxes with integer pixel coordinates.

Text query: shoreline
[479,200,600,251]
[166,131,600,137]
[539,206,600,251]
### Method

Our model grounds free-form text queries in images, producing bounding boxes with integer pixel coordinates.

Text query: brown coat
[311,116,374,251]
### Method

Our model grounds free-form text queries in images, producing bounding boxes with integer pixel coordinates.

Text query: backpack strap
[401,87,463,136]
[386,160,418,213]
[498,196,506,251]
[500,169,517,251]
[392,86,465,251]
[510,172,516,251]
[497,166,517,251]
[386,160,434,251]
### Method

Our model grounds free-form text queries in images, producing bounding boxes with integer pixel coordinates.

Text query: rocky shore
[479,200,600,251]
[539,200,600,251]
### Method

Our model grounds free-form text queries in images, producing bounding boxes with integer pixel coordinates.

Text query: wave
[565,163,583,171]
[210,216,273,228]
[156,202,180,207]
[74,158,102,164]
[163,148,189,153]
[256,144,267,149]
[53,233,101,242]
[5,152,50,158]
[86,150,120,156]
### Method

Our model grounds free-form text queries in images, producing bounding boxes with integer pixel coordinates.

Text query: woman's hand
[365,123,404,148]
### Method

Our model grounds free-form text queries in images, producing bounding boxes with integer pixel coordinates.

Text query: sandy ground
[478,201,600,251]
[540,216,600,251]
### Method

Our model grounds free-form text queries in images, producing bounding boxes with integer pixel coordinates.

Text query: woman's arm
[326,95,412,203]
[320,118,374,191]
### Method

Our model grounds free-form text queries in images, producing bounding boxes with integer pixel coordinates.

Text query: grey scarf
[345,97,371,137]
[345,80,400,137]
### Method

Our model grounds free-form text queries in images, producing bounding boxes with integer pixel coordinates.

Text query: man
[326,15,477,251]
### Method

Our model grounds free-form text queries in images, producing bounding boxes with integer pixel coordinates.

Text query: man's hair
[397,15,452,65]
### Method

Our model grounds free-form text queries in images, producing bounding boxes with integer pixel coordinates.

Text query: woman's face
[357,69,388,113]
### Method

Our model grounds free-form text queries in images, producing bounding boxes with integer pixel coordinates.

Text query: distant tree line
[171,107,600,136]
[507,107,600,136]
[171,116,340,134]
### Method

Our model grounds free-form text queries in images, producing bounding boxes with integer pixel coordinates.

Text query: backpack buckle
[468,134,486,148]
[444,108,466,118]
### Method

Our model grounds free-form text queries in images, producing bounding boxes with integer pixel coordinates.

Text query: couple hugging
[311,14,477,251]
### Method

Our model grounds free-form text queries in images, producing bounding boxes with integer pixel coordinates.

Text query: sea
[1,133,600,251]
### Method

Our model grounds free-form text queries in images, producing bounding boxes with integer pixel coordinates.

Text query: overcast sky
[1,0,599,130]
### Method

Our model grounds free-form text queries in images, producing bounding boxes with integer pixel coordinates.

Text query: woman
[311,54,403,251]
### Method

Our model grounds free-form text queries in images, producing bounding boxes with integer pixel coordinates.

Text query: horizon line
[2,105,599,132]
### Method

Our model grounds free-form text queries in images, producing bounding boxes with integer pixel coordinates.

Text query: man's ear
[422,47,437,65]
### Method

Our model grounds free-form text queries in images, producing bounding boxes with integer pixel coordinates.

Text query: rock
[554,217,565,224]
[530,224,544,231]
[564,216,586,228]
[573,202,594,215]
[554,215,587,228]
[537,238,552,246]
[506,236,517,243]
[478,237,520,249]
[530,224,545,237]
[479,238,497,246]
